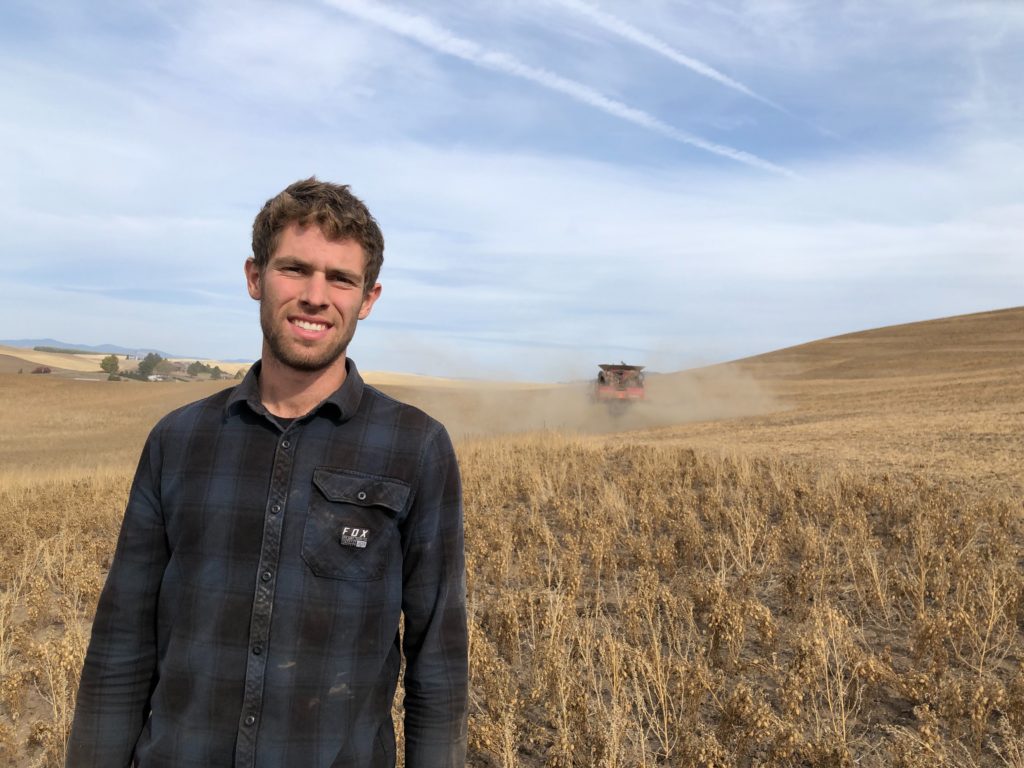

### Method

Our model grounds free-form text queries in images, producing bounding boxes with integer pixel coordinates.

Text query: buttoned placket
[234,424,297,767]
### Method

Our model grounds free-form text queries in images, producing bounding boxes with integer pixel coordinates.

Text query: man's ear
[244,258,262,300]
[358,283,382,320]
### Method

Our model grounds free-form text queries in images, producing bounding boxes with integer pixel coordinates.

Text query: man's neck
[258,349,348,419]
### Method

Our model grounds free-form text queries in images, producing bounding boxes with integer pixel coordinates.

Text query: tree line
[100,354,243,381]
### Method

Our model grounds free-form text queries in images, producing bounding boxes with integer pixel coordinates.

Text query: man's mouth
[291,319,330,332]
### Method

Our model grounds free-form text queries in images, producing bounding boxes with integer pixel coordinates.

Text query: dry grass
[0,345,251,377]
[1,307,1022,765]
[0,476,127,765]
[642,307,1024,499]
[0,375,234,487]
[460,435,1023,767]
[0,346,106,374]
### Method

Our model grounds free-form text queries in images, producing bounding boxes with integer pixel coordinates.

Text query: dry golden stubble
[0,473,128,767]
[462,433,1022,766]
[3,431,1023,766]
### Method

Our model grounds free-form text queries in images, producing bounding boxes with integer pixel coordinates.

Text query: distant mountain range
[0,338,180,357]
[0,338,253,363]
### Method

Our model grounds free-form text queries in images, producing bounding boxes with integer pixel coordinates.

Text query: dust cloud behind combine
[0,351,776,485]
[374,362,778,439]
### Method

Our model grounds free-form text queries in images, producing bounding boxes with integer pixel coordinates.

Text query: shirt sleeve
[400,425,468,768]
[67,424,169,768]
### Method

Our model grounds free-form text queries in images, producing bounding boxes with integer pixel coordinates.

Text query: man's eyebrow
[325,267,364,283]
[270,254,308,267]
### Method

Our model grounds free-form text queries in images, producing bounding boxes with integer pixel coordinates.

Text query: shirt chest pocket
[302,468,411,581]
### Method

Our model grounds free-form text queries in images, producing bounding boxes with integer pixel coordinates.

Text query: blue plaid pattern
[68,359,467,767]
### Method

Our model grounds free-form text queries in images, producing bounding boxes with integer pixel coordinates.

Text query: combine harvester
[593,363,646,415]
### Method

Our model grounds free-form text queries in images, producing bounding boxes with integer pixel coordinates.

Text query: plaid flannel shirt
[68,359,467,768]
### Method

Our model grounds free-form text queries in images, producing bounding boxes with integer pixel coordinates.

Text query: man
[68,178,468,767]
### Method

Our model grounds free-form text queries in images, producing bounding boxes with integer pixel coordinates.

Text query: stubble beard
[260,302,357,373]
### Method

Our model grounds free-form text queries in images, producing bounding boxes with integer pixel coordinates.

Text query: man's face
[244,223,381,373]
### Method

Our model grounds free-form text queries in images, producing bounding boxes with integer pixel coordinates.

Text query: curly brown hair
[251,177,385,292]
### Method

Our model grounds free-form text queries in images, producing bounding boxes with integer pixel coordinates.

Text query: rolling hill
[1,306,1019,491]
[644,306,1024,496]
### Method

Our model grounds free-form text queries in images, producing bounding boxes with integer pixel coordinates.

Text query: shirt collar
[225,357,365,423]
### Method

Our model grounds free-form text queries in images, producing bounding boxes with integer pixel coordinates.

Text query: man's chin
[280,357,336,373]
[265,337,347,373]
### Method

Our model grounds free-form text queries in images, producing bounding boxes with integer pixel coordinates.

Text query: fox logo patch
[340,526,369,549]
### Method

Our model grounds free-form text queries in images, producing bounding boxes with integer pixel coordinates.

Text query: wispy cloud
[56,286,233,307]
[2,0,1020,379]
[550,0,786,112]
[325,0,795,177]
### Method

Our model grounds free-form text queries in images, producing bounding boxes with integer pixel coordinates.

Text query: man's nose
[300,272,329,308]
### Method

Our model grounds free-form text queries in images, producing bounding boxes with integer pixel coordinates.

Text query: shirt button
[271,503,281,514]
[357,491,367,501]
[244,714,256,727]
[253,645,262,655]
[261,570,272,582]
[281,439,291,449]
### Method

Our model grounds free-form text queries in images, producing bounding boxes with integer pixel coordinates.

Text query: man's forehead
[271,225,367,266]
[284,221,362,247]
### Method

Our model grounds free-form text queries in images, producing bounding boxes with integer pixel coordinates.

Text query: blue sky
[1,0,1021,380]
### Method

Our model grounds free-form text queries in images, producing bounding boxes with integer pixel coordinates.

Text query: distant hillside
[643,305,1024,499]
[736,306,1024,379]
[0,338,178,358]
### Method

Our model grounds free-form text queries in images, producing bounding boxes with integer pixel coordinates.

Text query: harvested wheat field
[1,306,1022,766]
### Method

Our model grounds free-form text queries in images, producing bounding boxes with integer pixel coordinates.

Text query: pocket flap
[313,468,410,513]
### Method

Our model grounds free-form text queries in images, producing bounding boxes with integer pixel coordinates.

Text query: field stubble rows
[2,433,1022,766]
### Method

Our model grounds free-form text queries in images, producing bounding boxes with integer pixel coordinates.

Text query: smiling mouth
[291,319,330,332]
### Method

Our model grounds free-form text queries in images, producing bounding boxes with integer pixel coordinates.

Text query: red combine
[593,363,645,413]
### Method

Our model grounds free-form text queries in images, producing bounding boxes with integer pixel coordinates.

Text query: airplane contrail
[325,0,796,177]
[551,0,787,113]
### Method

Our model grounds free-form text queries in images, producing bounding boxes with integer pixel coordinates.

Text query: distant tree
[34,345,91,354]
[234,368,246,380]
[155,360,175,375]
[137,352,163,378]
[108,373,121,381]
[187,360,215,377]
[100,354,120,374]
[210,366,223,380]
